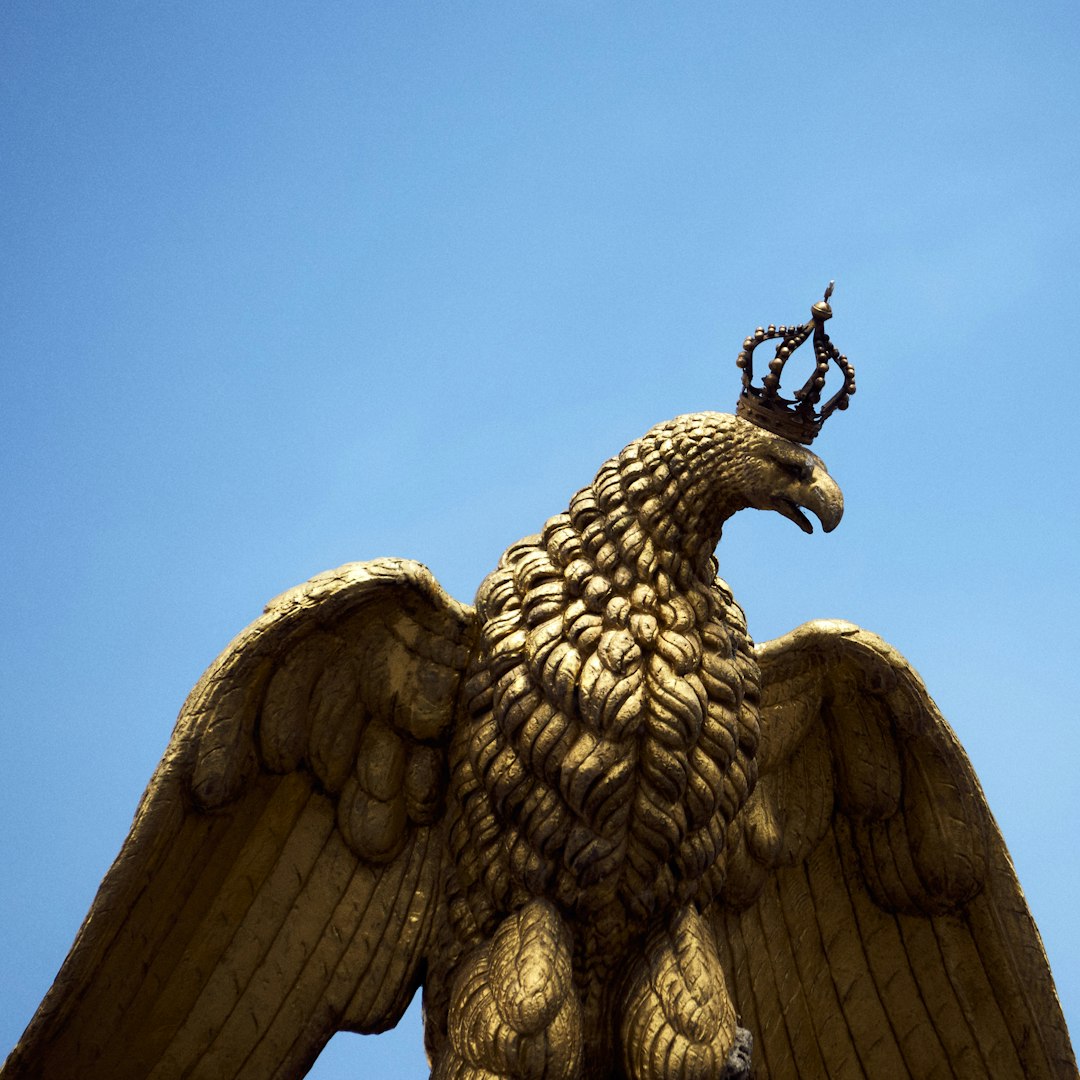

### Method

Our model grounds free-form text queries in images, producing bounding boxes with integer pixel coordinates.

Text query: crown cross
[735,282,856,444]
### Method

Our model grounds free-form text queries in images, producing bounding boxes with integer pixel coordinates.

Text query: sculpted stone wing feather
[714,619,1076,1080]
[3,558,476,1080]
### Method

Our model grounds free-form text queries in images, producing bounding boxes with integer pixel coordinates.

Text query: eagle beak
[773,468,844,535]
[805,470,844,533]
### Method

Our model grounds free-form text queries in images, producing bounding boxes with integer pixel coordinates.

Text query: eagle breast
[448,416,762,937]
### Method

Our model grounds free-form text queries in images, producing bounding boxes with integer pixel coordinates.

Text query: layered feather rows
[448,416,763,940]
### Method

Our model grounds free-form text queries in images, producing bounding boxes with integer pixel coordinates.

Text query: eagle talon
[719,1027,753,1080]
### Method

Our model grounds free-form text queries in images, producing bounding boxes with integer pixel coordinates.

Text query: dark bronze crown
[735,282,855,445]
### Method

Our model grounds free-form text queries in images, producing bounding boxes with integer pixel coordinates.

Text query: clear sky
[2,3,1077,1075]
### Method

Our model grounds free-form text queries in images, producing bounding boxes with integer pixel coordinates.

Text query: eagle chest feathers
[448,424,762,933]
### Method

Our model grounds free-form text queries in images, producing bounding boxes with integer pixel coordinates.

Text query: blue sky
[2,3,1077,1075]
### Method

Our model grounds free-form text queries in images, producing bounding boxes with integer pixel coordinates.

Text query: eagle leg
[619,904,748,1080]
[434,898,583,1080]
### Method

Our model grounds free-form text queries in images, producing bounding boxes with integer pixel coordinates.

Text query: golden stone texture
[3,412,1075,1079]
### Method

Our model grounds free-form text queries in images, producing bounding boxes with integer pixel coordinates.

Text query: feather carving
[3,414,1074,1080]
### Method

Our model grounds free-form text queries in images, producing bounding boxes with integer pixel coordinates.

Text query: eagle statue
[4,290,1075,1080]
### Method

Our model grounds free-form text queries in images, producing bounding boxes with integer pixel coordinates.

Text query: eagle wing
[3,559,476,1080]
[713,619,1076,1079]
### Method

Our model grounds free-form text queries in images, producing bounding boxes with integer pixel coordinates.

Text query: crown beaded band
[735,282,856,445]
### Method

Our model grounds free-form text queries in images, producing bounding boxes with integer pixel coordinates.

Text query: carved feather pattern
[4,414,1075,1080]
[4,560,476,1080]
[436,899,583,1080]
[620,905,737,1080]
[448,417,764,942]
[716,620,1075,1078]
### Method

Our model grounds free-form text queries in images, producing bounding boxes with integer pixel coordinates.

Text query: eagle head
[613,412,844,564]
[725,416,844,535]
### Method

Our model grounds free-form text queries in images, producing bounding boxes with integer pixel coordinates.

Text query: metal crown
[735,282,855,445]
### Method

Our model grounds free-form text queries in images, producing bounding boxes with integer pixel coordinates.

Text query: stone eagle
[3,409,1075,1079]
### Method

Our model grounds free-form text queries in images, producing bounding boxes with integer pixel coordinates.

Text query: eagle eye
[773,456,813,483]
